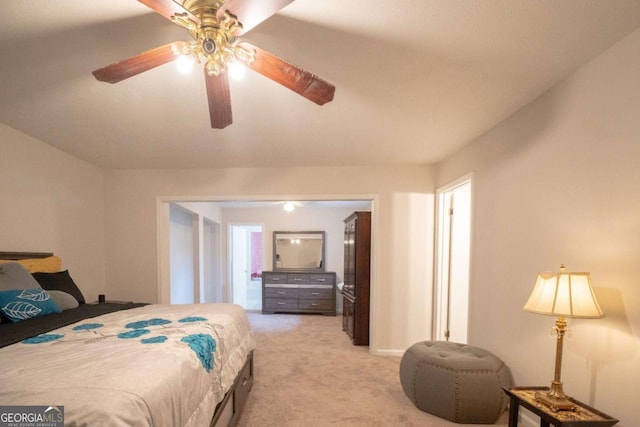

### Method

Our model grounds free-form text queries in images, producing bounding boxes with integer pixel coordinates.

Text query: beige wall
[437,28,640,425]
[0,124,106,302]
[104,166,436,353]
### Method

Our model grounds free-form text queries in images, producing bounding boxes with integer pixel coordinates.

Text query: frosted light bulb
[176,55,194,75]
[228,61,246,80]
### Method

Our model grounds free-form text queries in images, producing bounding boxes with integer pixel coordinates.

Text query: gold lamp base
[532,317,578,412]
[534,381,577,412]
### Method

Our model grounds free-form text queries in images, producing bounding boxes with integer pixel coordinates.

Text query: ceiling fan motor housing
[202,36,217,54]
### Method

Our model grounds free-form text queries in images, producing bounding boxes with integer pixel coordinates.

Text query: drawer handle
[278,302,286,305]
[242,377,249,386]
[294,278,302,281]
[277,291,286,295]
[311,292,320,295]
[317,278,325,282]
[272,278,280,281]
[311,303,320,306]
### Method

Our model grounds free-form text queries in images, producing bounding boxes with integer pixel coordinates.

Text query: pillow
[0,262,43,291]
[32,270,86,304]
[48,290,80,310]
[0,256,62,273]
[0,288,61,323]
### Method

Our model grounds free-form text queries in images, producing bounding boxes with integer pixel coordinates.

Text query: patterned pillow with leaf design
[0,288,61,323]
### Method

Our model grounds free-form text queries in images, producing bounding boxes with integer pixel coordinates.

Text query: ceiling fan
[92,0,335,129]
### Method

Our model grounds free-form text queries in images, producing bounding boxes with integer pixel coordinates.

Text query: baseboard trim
[372,349,405,357]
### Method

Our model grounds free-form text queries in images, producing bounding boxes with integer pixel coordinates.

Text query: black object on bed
[32,270,87,304]
[0,302,146,348]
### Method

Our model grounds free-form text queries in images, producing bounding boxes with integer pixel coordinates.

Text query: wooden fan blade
[217,0,294,35]
[92,42,187,84]
[137,0,199,28]
[239,42,335,105]
[205,70,233,129]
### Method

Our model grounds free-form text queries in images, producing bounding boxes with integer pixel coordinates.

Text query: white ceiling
[1,0,639,169]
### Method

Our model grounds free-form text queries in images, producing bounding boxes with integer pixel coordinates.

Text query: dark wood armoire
[342,211,371,346]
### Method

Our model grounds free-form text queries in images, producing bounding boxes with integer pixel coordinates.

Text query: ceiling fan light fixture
[196,13,254,78]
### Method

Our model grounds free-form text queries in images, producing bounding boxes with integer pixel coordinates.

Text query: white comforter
[0,303,256,427]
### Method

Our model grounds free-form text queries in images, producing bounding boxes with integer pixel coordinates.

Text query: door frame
[433,173,473,342]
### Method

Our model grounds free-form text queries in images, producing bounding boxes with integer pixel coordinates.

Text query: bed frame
[212,352,254,426]
[0,251,254,427]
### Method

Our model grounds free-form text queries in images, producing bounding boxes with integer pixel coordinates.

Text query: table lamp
[523,264,604,411]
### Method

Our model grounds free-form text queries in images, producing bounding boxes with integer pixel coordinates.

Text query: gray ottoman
[399,341,513,424]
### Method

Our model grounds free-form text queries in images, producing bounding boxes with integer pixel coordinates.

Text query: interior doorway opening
[230,224,263,310]
[157,197,375,317]
[434,176,472,343]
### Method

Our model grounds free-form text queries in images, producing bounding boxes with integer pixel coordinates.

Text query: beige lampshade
[523,266,604,318]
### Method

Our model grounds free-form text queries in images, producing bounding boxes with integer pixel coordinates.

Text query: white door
[434,178,472,343]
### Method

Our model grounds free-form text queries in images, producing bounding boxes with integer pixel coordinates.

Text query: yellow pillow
[0,256,62,273]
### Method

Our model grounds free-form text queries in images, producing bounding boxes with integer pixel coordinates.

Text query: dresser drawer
[309,274,335,285]
[264,287,299,298]
[299,287,333,299]
[263,273,288,284]
[287,273,310,284]
[298,298,334,311]
[264,298,299,311]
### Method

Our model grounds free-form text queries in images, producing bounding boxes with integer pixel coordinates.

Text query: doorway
[229,224,263,310]
[434,176,472,343]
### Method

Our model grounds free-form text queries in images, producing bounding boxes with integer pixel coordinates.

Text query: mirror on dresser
[272,231,325,272]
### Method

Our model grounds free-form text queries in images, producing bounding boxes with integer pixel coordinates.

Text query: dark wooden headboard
[0,252,54,260]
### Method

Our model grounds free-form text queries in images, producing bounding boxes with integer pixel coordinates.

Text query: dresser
[262,271,337,316]
[342,211,371,346]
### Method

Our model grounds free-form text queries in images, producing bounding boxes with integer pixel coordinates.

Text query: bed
[0,252,256,426]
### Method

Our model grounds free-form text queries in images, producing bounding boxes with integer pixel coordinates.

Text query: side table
[503,387,618,427]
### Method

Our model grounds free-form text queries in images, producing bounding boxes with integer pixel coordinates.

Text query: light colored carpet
[235,313,508,427]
